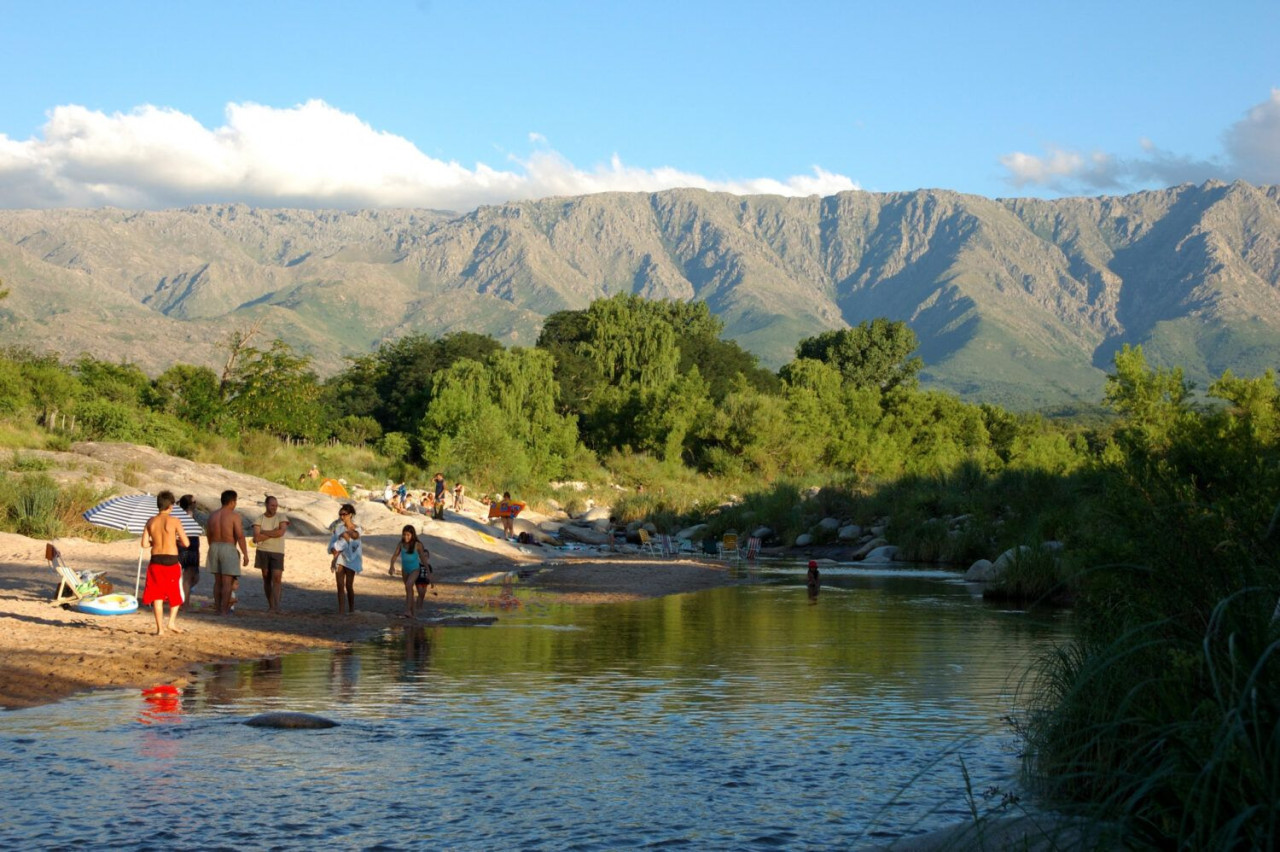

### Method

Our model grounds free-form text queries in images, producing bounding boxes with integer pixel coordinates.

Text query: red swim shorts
[142,561,186,607]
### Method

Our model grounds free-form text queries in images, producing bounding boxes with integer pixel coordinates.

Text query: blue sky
[2,0,1278,210]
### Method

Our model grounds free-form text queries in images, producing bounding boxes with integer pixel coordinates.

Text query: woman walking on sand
[328,503,363,614]
[389,524,430,618]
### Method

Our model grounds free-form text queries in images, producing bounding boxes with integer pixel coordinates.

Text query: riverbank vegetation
[1,293,1278,843]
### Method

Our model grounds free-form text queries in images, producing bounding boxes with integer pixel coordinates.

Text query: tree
[792,319,923,391]
[327,331,503,435]
[1104,344,1192,451]
[151,364,225,430]
[224,340,327,440]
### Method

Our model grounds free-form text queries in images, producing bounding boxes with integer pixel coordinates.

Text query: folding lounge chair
[718,533,739,561]
[659,534,680,558]
[637,529,657,555]
[46,543,103,606]
[742,537,762,561]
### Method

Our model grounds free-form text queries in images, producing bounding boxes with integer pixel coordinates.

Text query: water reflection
[0,569,1071,849]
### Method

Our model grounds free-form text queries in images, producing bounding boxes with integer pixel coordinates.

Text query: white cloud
[1223,88,1280,184]
[999,147,1122,190]
[998,89,1280,193]
[0,100,859,210]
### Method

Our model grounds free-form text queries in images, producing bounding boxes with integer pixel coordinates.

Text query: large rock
[852,537,888,560]
[838,524,862,541]
[862,545,900,563]
[245,711,338,729]
[964,559,997,582]
[795,533,814,547]
[579,506,612,523]
[818,517,841,531]
[993,545,1033,571]
[677,524,708,541]
[750,526,773,540]
[559,524,612,545]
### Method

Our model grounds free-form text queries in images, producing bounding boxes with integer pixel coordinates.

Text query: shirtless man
[207,489,249,616]
[141,490,190,636]
[252,495,289,614]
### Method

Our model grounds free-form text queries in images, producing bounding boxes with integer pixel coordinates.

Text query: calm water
[0,566,1070,850]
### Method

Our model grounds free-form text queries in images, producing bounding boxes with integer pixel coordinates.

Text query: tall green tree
[150,364,226,430]
[224,340,327,440]
[1103,344,1192,451]
[419,348,585,487]
[792,319,923,391]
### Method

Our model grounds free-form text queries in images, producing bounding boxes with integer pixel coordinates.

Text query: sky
[1,0,1278,211]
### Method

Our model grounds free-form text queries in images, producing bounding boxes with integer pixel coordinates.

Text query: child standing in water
[389,524,430,618]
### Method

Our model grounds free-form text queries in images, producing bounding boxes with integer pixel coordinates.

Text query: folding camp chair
[718,533,739,561]
[742,536,762,561]
[659,534,680,558]
[637,529,657,555]
[46,543,104,605]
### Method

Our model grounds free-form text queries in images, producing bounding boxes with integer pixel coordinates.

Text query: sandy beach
[0,529,738,710]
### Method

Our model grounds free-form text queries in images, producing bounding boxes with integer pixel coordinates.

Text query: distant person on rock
[252,495,289,614]
[499,491,525,541]
[452,481,465,511]
[207,490,249,616]
[141,490,190,636]
[433,473,447,519]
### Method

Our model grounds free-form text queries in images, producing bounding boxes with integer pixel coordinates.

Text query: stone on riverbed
[245,711,339,729]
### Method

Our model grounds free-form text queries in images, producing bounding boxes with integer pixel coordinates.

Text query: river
[0,565,1070,849]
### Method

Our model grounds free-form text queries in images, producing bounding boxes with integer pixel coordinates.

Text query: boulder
[852,537,888,560]
[538,520,565,535]
[245,711,338,729]
[818,517,841,531]
[677,524,708,541]
[751,526,773,540]
[964,559,997,582]
[993,546,1033,571]
[862,545,900,563]
[559,525,612,546]
[795,533,814,547]
[580,506,612,523]
[512,517,556,544]
[838,524,862,541]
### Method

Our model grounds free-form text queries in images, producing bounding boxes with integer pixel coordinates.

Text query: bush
[334,415,383,447]
[6,474,60,537]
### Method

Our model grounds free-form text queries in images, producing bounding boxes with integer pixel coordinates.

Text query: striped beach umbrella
[82,494,205,596]
[83,494,204,536]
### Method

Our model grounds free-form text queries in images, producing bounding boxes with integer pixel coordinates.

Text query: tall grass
[0,473,121,541]
[1020,590,1280,847]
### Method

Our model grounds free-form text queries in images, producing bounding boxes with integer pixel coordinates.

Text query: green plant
[7,474,59,537]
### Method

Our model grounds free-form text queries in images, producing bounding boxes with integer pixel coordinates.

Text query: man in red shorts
[142,490,190,636]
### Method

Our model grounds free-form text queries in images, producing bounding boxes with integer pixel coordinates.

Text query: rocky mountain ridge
[2,180,1278,408]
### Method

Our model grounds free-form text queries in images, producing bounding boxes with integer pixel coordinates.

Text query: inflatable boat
[74,593,139,616]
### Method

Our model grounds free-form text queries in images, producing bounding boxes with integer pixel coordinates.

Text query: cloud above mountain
[0,99,858,211]
[999,89,1280,192]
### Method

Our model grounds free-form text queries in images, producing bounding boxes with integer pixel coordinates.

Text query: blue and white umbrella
[83,494,204,596]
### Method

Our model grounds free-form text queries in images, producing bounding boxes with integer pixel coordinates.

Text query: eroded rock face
[245,711,338,729]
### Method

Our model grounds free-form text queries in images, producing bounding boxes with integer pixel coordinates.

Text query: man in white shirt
[252,495,289,614]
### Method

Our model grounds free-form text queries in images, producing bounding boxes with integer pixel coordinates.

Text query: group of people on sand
[141,489,291,636]
[383,473,466,520]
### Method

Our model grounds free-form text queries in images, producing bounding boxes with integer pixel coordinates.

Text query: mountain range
[1,180,1278,409]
